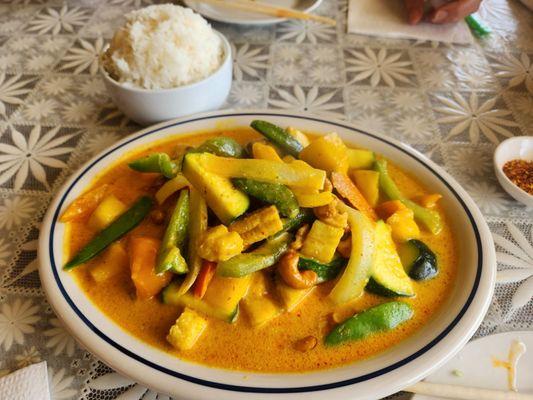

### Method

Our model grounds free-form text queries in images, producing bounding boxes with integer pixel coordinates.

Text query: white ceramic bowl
[38,110,496,400]
[100,30,232,126]
[494,136,533,208]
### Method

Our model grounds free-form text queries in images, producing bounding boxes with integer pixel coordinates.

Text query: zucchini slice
[298,256,346,283]
[399,239,438,281]
[367,221,414,297]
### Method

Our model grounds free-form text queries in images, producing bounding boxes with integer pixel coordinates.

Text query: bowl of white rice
[100,4,232,126]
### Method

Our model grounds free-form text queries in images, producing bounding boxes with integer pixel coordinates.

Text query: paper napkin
[347,0,474,44]
[0,361,50,400]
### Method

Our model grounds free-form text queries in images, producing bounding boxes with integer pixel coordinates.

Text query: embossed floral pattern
[0,298,40,351]
[434,93,519,144]
[0,1,531,399]
[0,125,74,189]
[27,5,88,35]
[345,47,414,87]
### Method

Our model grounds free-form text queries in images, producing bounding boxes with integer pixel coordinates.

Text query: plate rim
[183,0,323,25]
[38,109,496,399]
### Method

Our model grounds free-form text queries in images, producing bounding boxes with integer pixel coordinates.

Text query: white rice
[103,4,224,90]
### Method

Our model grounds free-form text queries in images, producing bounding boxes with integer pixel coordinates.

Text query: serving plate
[38,110,496,400]
[183,0,322,25]
[413,331,533,399]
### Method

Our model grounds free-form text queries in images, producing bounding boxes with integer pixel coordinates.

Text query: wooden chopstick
[194,0,336,25]
[406,382,533,400]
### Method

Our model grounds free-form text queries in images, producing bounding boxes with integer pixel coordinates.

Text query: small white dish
[413,331,533,399]
[100,30,232,126]
[493,136,533,208]
[184,0,322,25]
[38,110,496,400]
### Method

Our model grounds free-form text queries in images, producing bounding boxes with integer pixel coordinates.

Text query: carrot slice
[193,260,217,299]
[60,184,110,222]
[331,172,377,221]
[375,200,407,220]
[412,193,442,209]
[129,236,172,300]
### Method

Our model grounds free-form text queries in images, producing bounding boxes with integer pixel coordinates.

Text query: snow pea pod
[156,189,189,274]
[250,120,303,157]
[325,301,413,346]
[193,137,245,158]
[129,153,179,179]
[217,232,291,277]
[63,196,153,270]
[233,178,299,218]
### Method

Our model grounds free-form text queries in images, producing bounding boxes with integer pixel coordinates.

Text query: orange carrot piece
[60,184,110,222]
[375,200,407,220]
[331,172,377,221]
[193,260,217,299]
[129,236,172,300]
[413,193,442,208]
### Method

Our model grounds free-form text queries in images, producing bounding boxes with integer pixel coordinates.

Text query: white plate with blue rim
[183,0,322,25]
[413,331,533,399]
[38,110,496,400]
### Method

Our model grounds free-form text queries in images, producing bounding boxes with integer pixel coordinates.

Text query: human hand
[404,0,482,25]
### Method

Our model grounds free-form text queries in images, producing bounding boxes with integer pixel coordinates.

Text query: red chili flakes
[503,159,533,195]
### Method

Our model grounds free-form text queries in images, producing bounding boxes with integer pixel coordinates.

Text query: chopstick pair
[194,0,337,26]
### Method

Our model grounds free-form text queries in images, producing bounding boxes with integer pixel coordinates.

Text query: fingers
[404,0,425,24]
[428,0,482,23]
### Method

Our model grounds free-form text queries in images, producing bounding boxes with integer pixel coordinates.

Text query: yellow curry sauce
[67,128,457,372]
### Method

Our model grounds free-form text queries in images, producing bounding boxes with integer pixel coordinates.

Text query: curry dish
[62,120,457,372]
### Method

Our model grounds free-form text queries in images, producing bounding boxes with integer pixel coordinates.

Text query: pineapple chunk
[230,206,283,248]
[276,278,315,312]
[350,170,380,207]
[167,308,208,351]
[198,225,244,262]
[386,208,420,242]
[242,294,281,327]
[252,142,282,162]
[299,133,349,174]
[300,220,344,263]
[286,127,310,147]
[88,194,126,231]
[89,242,128,283]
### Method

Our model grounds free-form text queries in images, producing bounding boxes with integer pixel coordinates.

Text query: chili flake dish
[58,119,459,372]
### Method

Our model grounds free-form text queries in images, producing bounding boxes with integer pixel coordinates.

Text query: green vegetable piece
[325,301,413,346]
[129,153,178,179]
[63,196,153,270]
[374,159,442,235]
[157,189,190,274]
[193,137,245,158]
[298,256,346,283]
[366,220,414,297]
[217,232,291,277]
[250,120,303,157]
[233,178,300,218]
[281,208,314,233]
[400,239,438,281]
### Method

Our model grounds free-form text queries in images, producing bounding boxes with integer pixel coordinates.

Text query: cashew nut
[290,224,310,250]
[294,335,317,352]
[278,250,317,289]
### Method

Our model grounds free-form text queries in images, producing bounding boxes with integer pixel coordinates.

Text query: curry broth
[68,128,457,372]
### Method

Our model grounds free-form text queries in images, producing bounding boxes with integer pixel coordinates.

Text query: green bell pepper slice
[374,159,442,235]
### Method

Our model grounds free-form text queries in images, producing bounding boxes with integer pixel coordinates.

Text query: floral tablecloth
[0,0,531,398]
